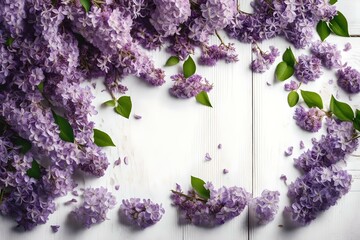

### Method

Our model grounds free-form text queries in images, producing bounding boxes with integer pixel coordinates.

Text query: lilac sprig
[293,106,325,132]
[251,45,280,73]
[295,55,322,84]
[169,73,213,99]
[70,187,116,228]
[285,166,351,225]
[120,198,165,228]
[171,182,251,227]
[337,66,360,94]
[250,190,280,224]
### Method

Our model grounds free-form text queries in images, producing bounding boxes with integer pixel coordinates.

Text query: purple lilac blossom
[251,46,280,73]
[284,80,299,91]
[344,43,352,52]
[295,55,322,84]
[285,166,351,225]
[311,41,342,69]
[293,106,325,132]
[171,182,251,227]
[250,190,280,224]
[337,67,360,94]
[199,44,238,66]
[51,225,60,233]
[169,74,213,99]
[120,198,165,228]
[70,187,116,228]
[294,118,358,172]
[284,146,294,157]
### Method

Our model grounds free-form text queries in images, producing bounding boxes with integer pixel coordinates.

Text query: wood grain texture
[1,1,360,239]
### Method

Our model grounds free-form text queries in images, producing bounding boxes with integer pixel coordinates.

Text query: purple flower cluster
[294,118,358,172]
[337,67,360,93]
[295,55,322,84]
[251,46,280,73]
[284,80,299,91]
[70,187,116,228]
[285,166,351,225]
[293,106,325,132]
[171,182,251,227]
[120,198,165,228]
[226,0,336,47]
[199,44,238,66]
[311,41,342,69]
[169,74,213,99]
[250,190,280,224]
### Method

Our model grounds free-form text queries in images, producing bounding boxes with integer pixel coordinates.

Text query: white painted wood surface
[1,1,360,239]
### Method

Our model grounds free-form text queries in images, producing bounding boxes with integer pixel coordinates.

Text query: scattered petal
[64,198,77,206]
[223,169,229,174]
[134,114,142,120]
[205,153,212,161]
[343,42,352,52]
[115,185,120,191]
[51,225,60,233]
[284,146,294,157]
[299,141,305,149]
[217,144,222,149]
[114,157,121,166]
[124,156,129,165]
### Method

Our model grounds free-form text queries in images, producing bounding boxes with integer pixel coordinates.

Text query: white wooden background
[1,1,360,239]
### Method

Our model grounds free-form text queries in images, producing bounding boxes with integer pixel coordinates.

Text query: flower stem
[171,190,207,203]
[215,30,228,48]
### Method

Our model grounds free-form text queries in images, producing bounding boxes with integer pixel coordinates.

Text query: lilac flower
[250,190,280,224]
[70,187,116,228]
[199,44,238,66]
[284,146,294,157]
[171,182,251,227]
[150,0,191,37]
[124,156,129,165]
[293,106,325,132]
[120,198,165,228]
[299,140,305,149]
[51,225,60,233]
[283,18,315,49]
[311,41,342,69]
[285,166,351,225]
[294,118,358,172]
[337,67,360,93]
[344,43,352,52]
[251,46,280,73]
[295,55,322,84]
[169,74,213,99]
[284,80,299,91]
[205,153,212,161]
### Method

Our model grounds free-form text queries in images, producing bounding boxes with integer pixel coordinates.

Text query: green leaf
[183,56,196,78]
[80,0,91,12]
[275,62,294,81]
[37,82,44,93]
[329,11,350,37]
[330,96,354,121]
[195,91,212,108]
[288,91,299,107]
[102,99,116,107]
[26,160,41,179]
[191,176,210,199]
[13,137,32,154]
[115,96,132,119]
[329,0,337,5]
[93,128,115,147]
[353,110,360,131]
[317,21,331,41]
[165,56,180,66]
[5,37,14,47]
[282,47,296,66]
[300,90,323,109]
[52,111,75,143]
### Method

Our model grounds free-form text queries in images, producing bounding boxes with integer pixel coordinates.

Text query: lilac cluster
[295,55,323,84]
[169,74,213,99]
[294,118,358,172]
[293,106,325,132]
[199,44,238,66]
[337,67,360,93]
[251,46,280,73]
[311,41,342,69]
[250,190,280,224]
[226,0,336,48]
[70,187,116,228]
[285,166,351,225]
[120,198,165,228]
[171,182,251,227]
[284,80,299,91]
